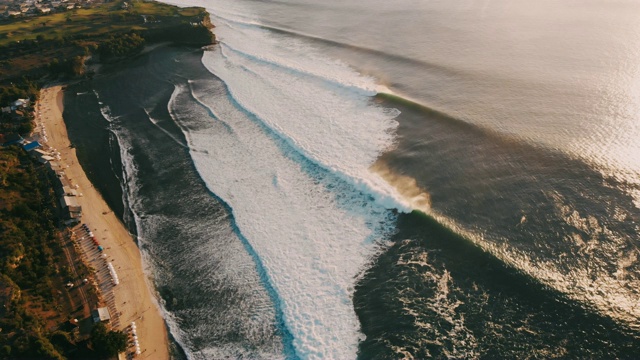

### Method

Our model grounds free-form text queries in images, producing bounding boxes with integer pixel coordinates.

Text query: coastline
[38,85,170,359]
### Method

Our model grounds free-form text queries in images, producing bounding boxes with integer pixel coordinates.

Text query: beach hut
[22,141,41,152]
[91,307,111,323]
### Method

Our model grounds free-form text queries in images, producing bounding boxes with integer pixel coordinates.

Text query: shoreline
[38,85,170,359]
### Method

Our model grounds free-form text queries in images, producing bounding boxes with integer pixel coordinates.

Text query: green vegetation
[0,146,67,359]
[89,323,128,359]
[0,0,215,82]
[0,146,112,359]
[0,79,39,136]
[0,1,209,46]
[0,2,216,356]
[99,32,145,59]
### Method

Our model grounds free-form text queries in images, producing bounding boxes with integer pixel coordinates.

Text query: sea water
[63,0,640,357]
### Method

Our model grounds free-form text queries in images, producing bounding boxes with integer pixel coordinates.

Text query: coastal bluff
[0,0,216,82]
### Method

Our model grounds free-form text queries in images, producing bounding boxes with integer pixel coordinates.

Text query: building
[45,161,64,172]
[60,195,79,208]
[91,307,111,323]
[22,141,41,152]
[59,194,82,220]
[10,98,29,111]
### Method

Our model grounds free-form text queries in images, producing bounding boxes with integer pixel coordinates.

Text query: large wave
[156,0,640,356]
[144,3,409,353]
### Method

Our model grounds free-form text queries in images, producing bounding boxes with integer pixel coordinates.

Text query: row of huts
[21,140,83,223]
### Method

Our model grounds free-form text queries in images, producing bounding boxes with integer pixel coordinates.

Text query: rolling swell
[200,13,640,354]
[354,84,640,357]
[203,45,410,212]
[142,107,189,148]
[220,42,378,95]
[216,15,465,80]
[407,96,639,324]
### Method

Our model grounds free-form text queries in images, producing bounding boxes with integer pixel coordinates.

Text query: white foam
[211,43,408,210]
[169,69,397,358]
[165,0,409,214]
[142,107,188,148]
[396,249,478,358]
[151,0,409,357]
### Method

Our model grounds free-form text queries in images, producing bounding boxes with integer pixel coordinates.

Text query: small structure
[91,307,111,323]
[10,99,29,110]
[67,206,82,220]
[61,185,78,196]
[33,148,53,163]
[38,155,55,164]
[60,196,79,208]
[46,161,64,172]
[23,141,42,152]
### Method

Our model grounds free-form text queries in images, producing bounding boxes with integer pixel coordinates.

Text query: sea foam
[150,1,408,357]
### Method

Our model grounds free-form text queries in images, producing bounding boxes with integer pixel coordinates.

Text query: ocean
[63,0,640,358]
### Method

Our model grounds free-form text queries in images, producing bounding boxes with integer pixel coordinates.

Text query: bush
[99,33,145,59]
[90,322,128,358]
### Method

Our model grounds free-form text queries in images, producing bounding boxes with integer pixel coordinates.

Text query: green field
[0,0,206,46]
[0,0,212,81]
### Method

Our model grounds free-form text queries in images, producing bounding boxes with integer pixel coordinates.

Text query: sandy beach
[38,85,169,359]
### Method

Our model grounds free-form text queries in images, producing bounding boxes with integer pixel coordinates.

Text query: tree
[90,322,128,358]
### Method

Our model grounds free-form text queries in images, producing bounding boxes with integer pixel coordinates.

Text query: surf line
[207,48,412,212]
[202,186,298,359]
[165,83,299,359]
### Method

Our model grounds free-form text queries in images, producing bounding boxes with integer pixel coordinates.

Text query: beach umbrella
[98,246,104,251]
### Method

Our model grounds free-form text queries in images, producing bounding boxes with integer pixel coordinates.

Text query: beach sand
[38,85,169,359]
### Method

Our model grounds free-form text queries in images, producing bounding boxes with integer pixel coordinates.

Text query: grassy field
[0,0,211,81]
[0,0,206,46]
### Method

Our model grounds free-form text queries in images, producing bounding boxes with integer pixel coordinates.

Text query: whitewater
[57,0,640,357]
[148,0,413,357]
